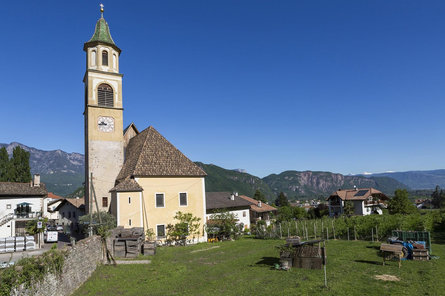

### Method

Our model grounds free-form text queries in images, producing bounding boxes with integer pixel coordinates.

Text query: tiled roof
[110,177,143,192]
[47,192,63,199]
[206,192,252,210]
[84,17,120,53]
[327,188,388,201]
[0,182,47,197]
[55,198,85,211]
[238,195,277,213]
[117,126,206,180]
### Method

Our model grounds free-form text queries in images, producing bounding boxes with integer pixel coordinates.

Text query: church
[83,6,207,242]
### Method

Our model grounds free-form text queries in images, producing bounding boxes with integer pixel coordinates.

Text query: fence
[254,212,443,242]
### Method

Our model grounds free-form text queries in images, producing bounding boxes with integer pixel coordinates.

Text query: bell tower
[83,5,124,213]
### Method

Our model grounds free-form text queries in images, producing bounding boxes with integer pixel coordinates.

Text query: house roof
[55,197,85,211]
[47,192,64,200]
[206,192,252,210]
[110,177,143,192]
[238,195,277,213]
[327,188,388,201]
[0,182,47,197]
[116,126,206,180]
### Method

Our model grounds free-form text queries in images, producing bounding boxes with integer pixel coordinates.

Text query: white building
[0,175,47,237]
[206,192,252,230]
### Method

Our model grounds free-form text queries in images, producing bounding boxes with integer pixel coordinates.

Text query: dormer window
[98,84,114,107]
[102,50,108,66]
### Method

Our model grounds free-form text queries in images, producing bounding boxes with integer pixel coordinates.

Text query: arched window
[102,50,108,66]
[97,84,114,107]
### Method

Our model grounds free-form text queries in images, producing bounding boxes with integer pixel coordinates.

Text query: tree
[343,201,355,216]
[79,211,117,234]
[166,211,201,245]
[0,147,9,182]
[275,192,289,207]
[9,146,31,183]
[253,189,267,203]
[206,211,240,240]
[388,189,417,215]
[431,185,445,209]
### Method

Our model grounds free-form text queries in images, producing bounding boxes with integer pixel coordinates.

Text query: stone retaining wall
[12,236,104,296]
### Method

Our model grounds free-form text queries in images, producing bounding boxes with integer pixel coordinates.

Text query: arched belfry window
[97,84,114,107]
[102,50,108,66]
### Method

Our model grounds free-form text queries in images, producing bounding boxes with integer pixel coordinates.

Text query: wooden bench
[380,243,404,268]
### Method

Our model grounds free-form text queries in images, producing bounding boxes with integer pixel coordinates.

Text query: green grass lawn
[73,236,445,296]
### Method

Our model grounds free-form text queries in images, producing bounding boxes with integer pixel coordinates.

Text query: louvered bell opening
[98,84,114,107]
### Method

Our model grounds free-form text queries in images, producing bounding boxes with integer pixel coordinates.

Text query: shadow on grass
[366,246,380,250]
[354,259,382,265]
[255,257,280,267]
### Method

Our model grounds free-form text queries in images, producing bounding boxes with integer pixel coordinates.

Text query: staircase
[0,213,14,227]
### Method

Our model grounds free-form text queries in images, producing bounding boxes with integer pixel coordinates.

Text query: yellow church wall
[117,177,206,242]
[117,192,143,228]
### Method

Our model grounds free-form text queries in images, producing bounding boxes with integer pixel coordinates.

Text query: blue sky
[1,1,444,177]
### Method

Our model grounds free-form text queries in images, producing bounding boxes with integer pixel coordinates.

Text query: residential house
[43,192,64,221]
[54,197,85,233]
[0,175,47,237]
[238,195,277,226]
[206,192,252,230]
[327,188,389,217]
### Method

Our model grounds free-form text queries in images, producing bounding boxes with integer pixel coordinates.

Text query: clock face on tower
[97,116,115,132]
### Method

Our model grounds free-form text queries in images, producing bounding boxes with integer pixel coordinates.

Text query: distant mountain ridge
[1,142,442,199]
[363,170,445,190]
[0,142,84,196]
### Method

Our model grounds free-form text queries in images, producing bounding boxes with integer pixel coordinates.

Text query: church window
[102,196,108,207]
[179,192,187,206]
[157,224,166,238]
[91,50,96,66]
[113,54,117,69]
[97,84,114,107]
[102,50,108,66]
[156,193,165,208]
[129,219,132,226]
[128,197,131,204]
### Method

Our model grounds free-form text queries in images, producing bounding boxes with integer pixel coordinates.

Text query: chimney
[33,174,40,187]
[230,194,235,201]
[235,192,238,197]
[258,201,262,208]
[353,185,357,191]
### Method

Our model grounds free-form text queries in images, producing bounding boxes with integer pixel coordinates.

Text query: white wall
[0,219,15,238]
[206,208,251,230]
[0,196,43,218]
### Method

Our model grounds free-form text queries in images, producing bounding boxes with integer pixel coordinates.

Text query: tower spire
[100,3,104,18]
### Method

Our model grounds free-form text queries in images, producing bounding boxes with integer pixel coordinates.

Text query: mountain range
[2,142,445,201]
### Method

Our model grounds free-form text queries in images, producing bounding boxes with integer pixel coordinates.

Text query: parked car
[56,225,64,232]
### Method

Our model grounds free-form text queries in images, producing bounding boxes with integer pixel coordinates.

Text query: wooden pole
[287,222,290,238]
[305,224,309,240]
[326,227,329,240]
[347,228,350,241]
[314,221,316,239]
[372,228,374,242]
[279,223,282,239]
[354,226,357,241]
[376,226,378,241]
[332,220,336,240]
[322,241,327,288]
[295,221,298,236]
